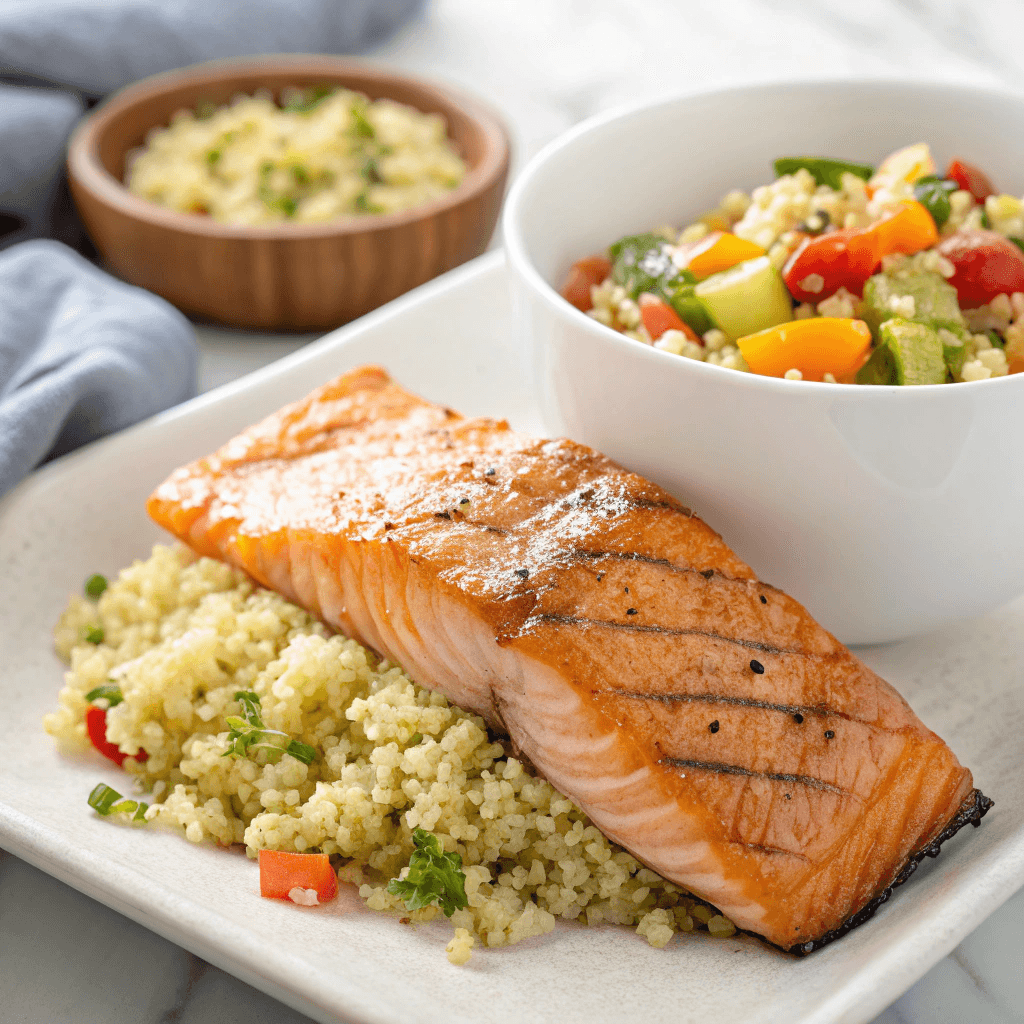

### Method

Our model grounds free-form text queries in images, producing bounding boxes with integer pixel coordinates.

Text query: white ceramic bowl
[504,79,1024,645]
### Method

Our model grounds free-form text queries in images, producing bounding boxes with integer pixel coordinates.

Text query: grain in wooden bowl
[67,55,510,330]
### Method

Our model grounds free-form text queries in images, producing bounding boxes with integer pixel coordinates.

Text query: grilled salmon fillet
[149,365,989,952]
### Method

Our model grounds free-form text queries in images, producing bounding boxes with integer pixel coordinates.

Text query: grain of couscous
[45,546,736,964]
[562,144,1024,385]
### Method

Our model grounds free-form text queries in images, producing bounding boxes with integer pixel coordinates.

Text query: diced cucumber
[878,318,947,386]
[693,257,793,340]
[861,270,964,338]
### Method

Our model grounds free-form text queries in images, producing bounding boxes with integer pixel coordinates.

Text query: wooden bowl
[67,56,510,330]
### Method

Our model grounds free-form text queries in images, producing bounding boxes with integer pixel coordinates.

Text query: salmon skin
[149,365,991,953]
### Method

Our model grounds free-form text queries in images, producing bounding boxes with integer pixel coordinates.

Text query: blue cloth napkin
[0,240,197,498]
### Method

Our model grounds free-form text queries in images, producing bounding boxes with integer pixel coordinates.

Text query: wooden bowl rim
[67,54,511,240]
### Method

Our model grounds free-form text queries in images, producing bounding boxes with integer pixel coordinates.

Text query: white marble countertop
[4,1,1024,1021]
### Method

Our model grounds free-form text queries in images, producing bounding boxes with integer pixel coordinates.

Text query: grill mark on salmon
[530,612,801,655]
[615,690,852,724]
[659,757,854,797]
[147,365,989,953]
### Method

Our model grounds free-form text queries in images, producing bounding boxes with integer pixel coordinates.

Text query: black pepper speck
[824,729,835,739]
[793,713,804,724]
[709,720,720,734]
[750,659,765,674]
[626,608,637,615]
[784,793,792,800]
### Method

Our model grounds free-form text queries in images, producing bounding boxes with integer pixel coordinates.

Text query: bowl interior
[510,79,1024,290]
[90,59,497,200]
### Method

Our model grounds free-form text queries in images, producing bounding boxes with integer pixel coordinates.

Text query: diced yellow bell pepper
[737,318,873,382]
[869,143,935,193]
[678,232,766,280]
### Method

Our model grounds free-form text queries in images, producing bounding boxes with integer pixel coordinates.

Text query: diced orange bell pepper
[873,199,939,257]
[259,849,338,902]
[638,293,701,342]
[737,318,873,382]
[561,255,612,312]
[677,232,766,280]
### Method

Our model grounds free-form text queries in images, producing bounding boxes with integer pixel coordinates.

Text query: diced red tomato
[561,255,612,312]
[259,849,338,902]
[936,229,1024,308]
[945,160,996,203]
[638,293,701,343]
[783,201,938,304]
[85,705,147,766]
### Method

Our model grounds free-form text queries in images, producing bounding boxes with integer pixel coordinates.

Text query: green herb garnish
[913,175,959,229]
[773,157,874,190]
[84,574,107,598]
[988,329,1005,349]
[350,105,375,139]
[222,691,316,765]
[291,164,310,185]
[360,156,383,184]
[981,209,992,229]
[386,829,469,917]
[206,149,221,166]
[1010,237,1024,254]
[195,100,216,120]
[409,733,423,745]
[354,191,384,214]
[83,625,104,645]
[282,83,335,114]
[88,783,148,821]
[85,683,123,708]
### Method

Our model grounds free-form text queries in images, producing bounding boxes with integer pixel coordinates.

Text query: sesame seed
[626,608,637,615]
[514,568,529,579]
[759,595,767,605]
[793,713,804,724]
[709,720,720,734]
[750,659,765,674]
[824,730,835,739]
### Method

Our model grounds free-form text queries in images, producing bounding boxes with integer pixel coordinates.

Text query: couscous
[126,85,466,225]
[45,546,737,964]
[562,144,1024,384]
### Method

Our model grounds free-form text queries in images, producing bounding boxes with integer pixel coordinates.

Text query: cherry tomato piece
[783,229,878,303]
[561,255,612,312]
[638,293,701,342]
[936,229,1024,308]
[945,159,996,203]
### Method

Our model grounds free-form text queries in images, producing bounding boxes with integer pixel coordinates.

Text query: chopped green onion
[354,191,384,214]
[206,149,221,166]
[85,574,108,598]
[773,157,874,190]
[350,106,375,139]
[85,683,123,708]
[88,783,148,821]
[83,626,104,645]
[981,209,992,229]
[291,164,309,185]
[988,329,1004,349]
[282,83,334,114]
[222,690,317,765]
[387,829,469,917]
[360,156,383,184]
[409,733,423,745]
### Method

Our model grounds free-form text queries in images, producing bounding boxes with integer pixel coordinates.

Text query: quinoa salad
[44,546,737,965]
[127,85,466,225]
[561,144,1024,385]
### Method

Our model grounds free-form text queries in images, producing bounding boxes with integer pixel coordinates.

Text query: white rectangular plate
[1,251,1022,1024]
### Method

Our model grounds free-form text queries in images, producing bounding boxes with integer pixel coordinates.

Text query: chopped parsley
[282,83,335,115]
[222,691,316,765]
[387,829,468,917]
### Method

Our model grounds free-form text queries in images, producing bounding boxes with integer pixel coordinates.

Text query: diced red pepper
[259,849,338,902]
[945,160,996,203]
[85,705,147,766]
[783,201,939,303]
[638,293,701,343]
[561,255,612,312]
[936,229,1024,308]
